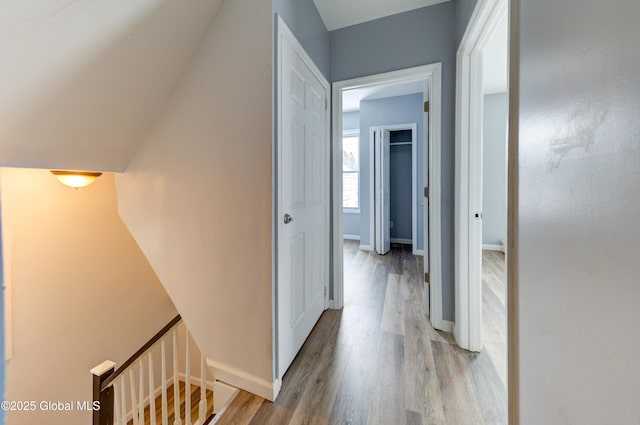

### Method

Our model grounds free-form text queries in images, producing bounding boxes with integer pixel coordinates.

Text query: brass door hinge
[424,187,429,198]
[424,101,430,113]
[424,272,430,283]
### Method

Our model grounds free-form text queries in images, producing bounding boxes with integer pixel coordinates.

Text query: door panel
[278,31,327,378]
[374,129,391,255]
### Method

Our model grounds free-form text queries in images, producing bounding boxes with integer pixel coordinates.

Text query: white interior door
[277,20,328,378]
[375,129,391,255]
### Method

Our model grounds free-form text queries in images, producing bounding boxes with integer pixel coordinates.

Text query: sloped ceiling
[313,0,451,31]
[0,0,223,172]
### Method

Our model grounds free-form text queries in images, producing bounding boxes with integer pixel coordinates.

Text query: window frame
[342,129,360,214]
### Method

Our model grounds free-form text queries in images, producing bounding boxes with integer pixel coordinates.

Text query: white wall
[0,168,177,425]
[516,0,640,423]
[482,93,507,246]
[116,0,274,393]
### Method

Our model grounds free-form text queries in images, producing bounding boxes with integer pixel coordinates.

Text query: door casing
[331,64,445,331]
[454,0,508,353]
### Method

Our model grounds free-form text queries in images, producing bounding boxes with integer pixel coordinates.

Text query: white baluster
[130,369,140,425]
[199,353,207,421]
[185,331,192,425]
[149,352,157,425]
[173,329,182,425]
[161,338,168,425]
[114,378,122,424]
[120,377,127,425]
[139,360,145,424]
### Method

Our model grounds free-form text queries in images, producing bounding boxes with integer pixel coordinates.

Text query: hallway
[218,242,506,425]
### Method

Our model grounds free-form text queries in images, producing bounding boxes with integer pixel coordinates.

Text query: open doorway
[454,0,508,394]
[332,63,445,331]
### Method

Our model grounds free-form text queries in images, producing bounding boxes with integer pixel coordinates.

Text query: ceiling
[343,80,424,112]
[0,0,223,172]
[313,0,451,31]
[483,13,508,94]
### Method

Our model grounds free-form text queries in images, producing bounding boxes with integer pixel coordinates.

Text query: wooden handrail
[100,314,182,391]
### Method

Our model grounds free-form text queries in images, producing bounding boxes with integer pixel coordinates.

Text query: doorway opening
[454,0,509,400]
[370,125,419,256]
[331,63,445,331]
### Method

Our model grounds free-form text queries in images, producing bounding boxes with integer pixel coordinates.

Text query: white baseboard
[483,243,505,253]
[359,244,373,251]
[207,358,280,401]
[482,244,501,251]
[433,319,454,333]
[343,234,361,241]
[390,238,412,244]
[413,249,425,256]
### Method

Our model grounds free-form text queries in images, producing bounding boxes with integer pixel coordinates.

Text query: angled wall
[116,0,275,395]
[0,0,222,172]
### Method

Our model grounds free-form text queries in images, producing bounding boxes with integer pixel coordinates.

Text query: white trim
[441,320,455,333]
[90,360,116,377]
[482,244,503,252]
[332,64,443,333]
[343,234,361,241]
[455,0,508,352]
[207,358,281,402]
[368,126,375,254]
[415,249,425,256]
[359,244,373,251]
[275,14,331,385]
[390,238,412,244]
[343,209,360,214]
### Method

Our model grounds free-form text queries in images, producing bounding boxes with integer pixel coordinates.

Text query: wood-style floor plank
[219,243,506,425]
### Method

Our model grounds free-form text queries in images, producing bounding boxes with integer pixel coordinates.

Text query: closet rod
[390,142,412,146]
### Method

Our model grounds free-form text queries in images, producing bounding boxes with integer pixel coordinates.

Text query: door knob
[284,214,294,224]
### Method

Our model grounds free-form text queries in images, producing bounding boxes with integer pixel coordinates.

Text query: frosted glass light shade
[50,170,103,188]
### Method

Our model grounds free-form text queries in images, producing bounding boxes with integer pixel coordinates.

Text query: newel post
[91,360,116,425]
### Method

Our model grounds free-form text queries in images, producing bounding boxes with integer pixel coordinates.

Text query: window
[342,131,360,212]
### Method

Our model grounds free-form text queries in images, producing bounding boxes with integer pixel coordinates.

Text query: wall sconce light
[50,170,103,189]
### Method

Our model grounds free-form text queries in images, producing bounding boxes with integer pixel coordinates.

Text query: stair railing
[91,315,214,425]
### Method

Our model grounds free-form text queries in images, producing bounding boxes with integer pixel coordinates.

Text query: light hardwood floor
[217,242,506,425]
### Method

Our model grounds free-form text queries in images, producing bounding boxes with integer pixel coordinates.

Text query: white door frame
[331,64,445,331]
[454,0,508,352]
[368,124,420,255]
[275,16,331,386]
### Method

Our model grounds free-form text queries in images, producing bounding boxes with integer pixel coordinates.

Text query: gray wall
[482,93,507,246]
[331,3,456,319]
[517,0,640,423]
[273,0,330,79]
[359,94,425,251]
[343,111,360,237]
[455,0,477,46]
